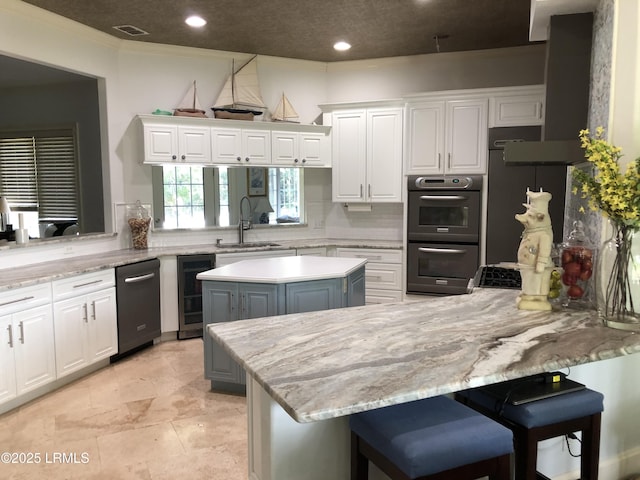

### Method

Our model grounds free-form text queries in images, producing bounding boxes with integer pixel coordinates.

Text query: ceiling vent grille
[113,25,149,36]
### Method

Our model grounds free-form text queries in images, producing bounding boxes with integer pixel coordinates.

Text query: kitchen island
[208,287,640,480]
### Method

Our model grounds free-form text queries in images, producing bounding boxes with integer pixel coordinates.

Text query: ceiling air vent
[113,25,149,36]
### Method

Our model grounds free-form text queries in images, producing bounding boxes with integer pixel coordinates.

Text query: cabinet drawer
[296,247,327,256]
[366,289,403,304]
[335,248,402,264]
[365,263,402,290]
[53,269,115,301]
[0,283,52,315]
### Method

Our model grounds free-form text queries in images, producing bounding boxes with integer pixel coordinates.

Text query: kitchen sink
[216,242,281,248]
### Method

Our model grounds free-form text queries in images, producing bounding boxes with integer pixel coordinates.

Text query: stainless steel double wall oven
[406,175,483,295]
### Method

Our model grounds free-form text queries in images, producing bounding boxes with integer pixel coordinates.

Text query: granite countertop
[197,256,367,283]
[0,238,401,292]
[207,288,640,423]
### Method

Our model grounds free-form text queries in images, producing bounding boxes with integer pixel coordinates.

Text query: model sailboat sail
[174,80,207,117]
[272,93,299,123]
[212,56,267,120]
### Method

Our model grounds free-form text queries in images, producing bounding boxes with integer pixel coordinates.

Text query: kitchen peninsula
[208,288,640,480]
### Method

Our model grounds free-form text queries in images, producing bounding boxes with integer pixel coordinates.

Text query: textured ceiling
[20,0,541,62]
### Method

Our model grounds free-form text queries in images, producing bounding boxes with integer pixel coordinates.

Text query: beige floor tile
[0,338,247,479]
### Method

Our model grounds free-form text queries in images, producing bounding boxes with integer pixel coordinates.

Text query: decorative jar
[127,201,151,249]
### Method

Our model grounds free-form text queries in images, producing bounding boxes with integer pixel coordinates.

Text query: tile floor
[0,338,247,480]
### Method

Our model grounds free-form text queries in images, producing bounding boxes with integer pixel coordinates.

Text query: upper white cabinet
[272,131,330,167]
[489,86,544,127]
[139,115,331,167]
[405,96,488,175]
[143,122,211,164]
[327,104,403,203]
[211,127,271,165]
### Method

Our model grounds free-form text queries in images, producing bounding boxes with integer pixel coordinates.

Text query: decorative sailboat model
[212,55,267,120]
[174,80,207,118]
[271,93,299,123]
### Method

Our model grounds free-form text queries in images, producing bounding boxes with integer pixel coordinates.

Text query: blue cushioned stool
[456,383,603,480]
[349,395,513,480]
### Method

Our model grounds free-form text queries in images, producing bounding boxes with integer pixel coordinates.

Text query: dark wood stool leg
[581,413,601,480]
[351,432,368,480]
[513,426,538,480]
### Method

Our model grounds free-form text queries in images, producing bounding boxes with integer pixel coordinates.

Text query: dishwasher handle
[124,272,156,284]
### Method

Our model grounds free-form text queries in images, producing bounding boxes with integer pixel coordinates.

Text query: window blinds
[0,129,78,220]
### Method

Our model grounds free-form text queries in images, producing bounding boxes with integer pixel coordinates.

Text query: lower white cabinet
[0,283,56,404]
[52,270,117,378]
[335,248,403,304]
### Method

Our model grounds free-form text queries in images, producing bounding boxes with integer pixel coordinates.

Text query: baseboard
[555,446,640,480]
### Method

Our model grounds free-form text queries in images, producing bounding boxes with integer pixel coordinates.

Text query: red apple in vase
[561,250,574,265]
[563,262,581,277]
[567,284,585,298]
[562,272,578,286]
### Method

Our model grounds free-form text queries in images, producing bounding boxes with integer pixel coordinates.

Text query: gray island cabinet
[197,255,366,392]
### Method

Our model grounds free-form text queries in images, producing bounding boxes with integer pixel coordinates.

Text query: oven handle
[419,195,467,201]
[418,247,467,254]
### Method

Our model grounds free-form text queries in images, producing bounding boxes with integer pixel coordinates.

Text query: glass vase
[597,220,640,330]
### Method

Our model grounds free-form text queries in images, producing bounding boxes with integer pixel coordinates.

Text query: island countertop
[197,255,367,283]
[207,288,640,423]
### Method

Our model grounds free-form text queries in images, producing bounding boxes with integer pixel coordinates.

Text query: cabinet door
[332,110,367,202]
[490,94,544,127]
[53,297,90,378]
[272,131,298,166]
[178,126,211,163]
[286,279,342,313]
[13,305,56,395]
[445,98,488,174]
[299,132,329,167]
[88,288,118,362]
[203,283,239,383]
[242,129,271,165]
[347,267,366,307]
[144,124,178,163]
[405,101,445,175]
[239,283,279,319]
[212,127,242,164]
[367,108,403,202]
[0,315,17,404]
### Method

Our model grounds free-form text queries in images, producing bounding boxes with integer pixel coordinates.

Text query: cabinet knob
[181,155,186,161]
[172,155,177,160]
[301,158,306,164]
[245,157,250,162]
[236,156,242,162]
[294,158,299,163]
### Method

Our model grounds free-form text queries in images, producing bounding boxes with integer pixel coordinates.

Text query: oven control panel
[408,175,482,191]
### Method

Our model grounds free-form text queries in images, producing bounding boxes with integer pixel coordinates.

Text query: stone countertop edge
[196,256,367,283]
[207,288,640,424]
[0,238,401,292]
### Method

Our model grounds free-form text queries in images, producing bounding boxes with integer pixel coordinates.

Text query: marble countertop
[0,238,400,292]
[197,256,367,283]
[207,288,640,423]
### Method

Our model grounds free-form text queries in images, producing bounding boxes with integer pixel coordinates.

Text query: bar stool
[349,395,513,480]
[456,384,604,480]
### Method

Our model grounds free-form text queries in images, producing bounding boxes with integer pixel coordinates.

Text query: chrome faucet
[238,195,252,244]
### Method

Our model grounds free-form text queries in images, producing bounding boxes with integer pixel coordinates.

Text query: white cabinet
[335,248,403,304]
[212,127,271,165]
[331,106,403,203]
[52,270,117,378]
[489,87,544,127]
[272,131,330,167]
[215,249,296,267]
[143,122,211,164]
[0,283,56,404]
[405,97,488,175]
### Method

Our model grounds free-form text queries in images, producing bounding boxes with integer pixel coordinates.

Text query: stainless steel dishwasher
[112,258,161,360]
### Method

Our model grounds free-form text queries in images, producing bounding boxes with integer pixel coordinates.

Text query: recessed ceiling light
[333,41,351,52]
[185,15,207,28]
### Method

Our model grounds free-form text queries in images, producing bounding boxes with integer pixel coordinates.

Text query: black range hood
[504,13,593,165]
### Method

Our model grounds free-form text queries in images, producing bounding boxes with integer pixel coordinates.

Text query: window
[268,168,301,223]
[152,166,303,229]
[0,128,78,220]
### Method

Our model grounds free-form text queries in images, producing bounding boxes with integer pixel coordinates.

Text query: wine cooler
[178,254,215,339]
